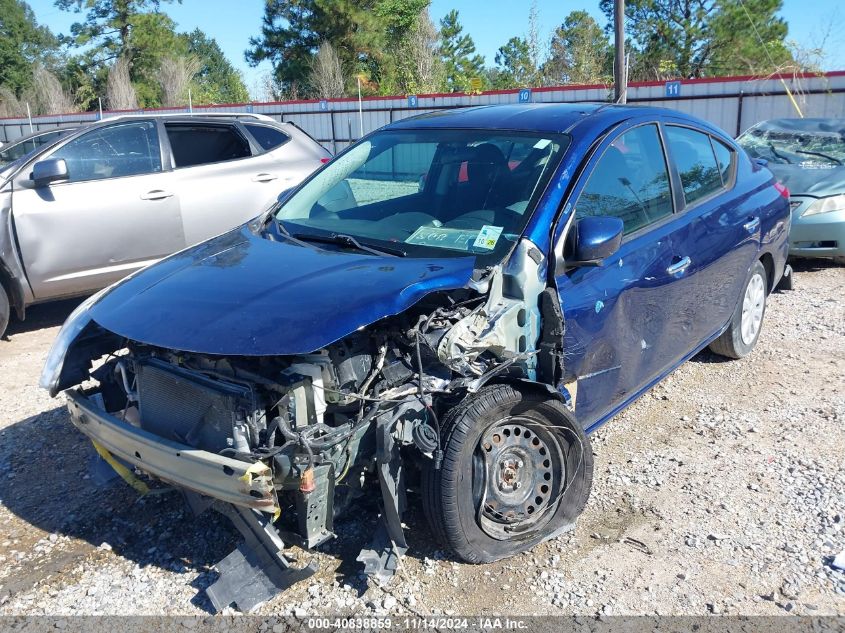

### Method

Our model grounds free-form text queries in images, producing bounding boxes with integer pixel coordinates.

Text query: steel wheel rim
[741,272,765,345]
[474,416,565,540]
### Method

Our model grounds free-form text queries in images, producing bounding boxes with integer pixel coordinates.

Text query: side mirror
[31,158,68,186]
[570,216,624,266]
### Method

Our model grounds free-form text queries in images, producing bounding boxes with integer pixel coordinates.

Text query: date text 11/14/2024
[306,617,529,630]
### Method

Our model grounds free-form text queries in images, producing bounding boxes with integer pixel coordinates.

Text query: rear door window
[48,120,161,182]
[165,123,252,168]
[576,124,673,234]
[665,126,724,204]
[244,123,289,151]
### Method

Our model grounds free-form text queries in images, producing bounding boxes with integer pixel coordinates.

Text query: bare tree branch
[309,41,345,99]
[157,55,202,106]
[28,64,77,114]
[106,56,138,110]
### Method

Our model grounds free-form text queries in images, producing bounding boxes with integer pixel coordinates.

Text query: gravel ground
[0,259,843,617]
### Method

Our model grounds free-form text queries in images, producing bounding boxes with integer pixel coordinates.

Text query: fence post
[736,91,744,136]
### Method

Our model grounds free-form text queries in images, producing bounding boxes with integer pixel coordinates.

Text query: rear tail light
[774,181,790,198]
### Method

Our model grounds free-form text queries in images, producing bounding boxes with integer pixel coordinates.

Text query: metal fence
[3,71,845,148]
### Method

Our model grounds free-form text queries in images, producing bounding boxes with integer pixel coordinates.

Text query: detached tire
[422,384,593,564]
[0,283,9,339]
[710,259,768,359]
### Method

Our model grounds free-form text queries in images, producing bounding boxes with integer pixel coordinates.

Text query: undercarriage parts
[205,502,318,613]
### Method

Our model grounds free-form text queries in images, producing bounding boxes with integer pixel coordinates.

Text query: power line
[734,0,804,117]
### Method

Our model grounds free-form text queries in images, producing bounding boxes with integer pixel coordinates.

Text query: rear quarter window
[244,124,290,151]
[711,137,735,186]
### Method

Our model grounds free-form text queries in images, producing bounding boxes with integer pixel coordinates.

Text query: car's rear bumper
[66,389,277,512]
[789,208,845,258]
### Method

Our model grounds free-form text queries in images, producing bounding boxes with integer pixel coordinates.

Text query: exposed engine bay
[51,239,590,612]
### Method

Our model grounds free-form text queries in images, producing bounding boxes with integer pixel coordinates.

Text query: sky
[24,0,845,97]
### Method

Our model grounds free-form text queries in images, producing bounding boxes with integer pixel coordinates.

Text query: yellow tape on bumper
[92,440,150,496]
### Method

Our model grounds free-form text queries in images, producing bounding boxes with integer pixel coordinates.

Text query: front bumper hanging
[67,390,322,612]
[66,390,278,512]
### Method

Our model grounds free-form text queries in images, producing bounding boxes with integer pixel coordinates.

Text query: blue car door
[660,123,758,347]
[553,121,701,430]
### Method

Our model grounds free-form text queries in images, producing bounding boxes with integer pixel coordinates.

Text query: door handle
[140,190,173,200]
[666,256,691,275]
[252,173,278,183]
[743,216,760,233]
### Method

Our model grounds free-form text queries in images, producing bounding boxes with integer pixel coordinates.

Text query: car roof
[101,112,276,123]
[385,103,714,135]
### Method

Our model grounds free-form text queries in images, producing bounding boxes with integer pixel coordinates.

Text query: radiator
[136,359,257,453]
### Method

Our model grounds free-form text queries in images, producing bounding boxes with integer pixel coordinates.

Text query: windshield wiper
[768,142,792,164]
[269,218,322,251]
[292,232,407,257]
[795,149,843,165]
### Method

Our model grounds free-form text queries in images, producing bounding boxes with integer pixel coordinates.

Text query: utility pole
[614,0,627,104]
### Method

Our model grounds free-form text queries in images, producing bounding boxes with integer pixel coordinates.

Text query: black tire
[422,384,593,564]
[709,259,768,359]
[0,283,9,340]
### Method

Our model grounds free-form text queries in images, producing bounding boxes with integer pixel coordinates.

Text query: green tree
[600,0,791,79]
[247,0,441,97]
[374,0,431,94]
[706,0,791,75]
[438,9,484,92]
[55,0,179,64]
[0,0,60,96]
[492,37,535,89]
[55,0,182,106]
[246,0,384,97]
[180,29,249,104]
[543,11,611,85]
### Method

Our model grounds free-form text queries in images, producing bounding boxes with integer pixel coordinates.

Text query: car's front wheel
[710,259,768,359]
[422,384,593,564]
[0,283,9,339]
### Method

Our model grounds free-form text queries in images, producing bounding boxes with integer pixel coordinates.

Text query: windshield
[0,129,72,168]
[738,119,845,167]
[274,128,568,265]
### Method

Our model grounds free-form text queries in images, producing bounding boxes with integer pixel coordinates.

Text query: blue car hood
[89,226,476,356]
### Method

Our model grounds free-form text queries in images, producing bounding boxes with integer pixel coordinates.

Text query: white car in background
[0,113,331,337]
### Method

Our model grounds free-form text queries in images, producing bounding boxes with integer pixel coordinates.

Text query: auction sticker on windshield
[472,225,503,250]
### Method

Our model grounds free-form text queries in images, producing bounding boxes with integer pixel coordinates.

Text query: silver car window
[48,121,162,183]
[244,123,289,151]
[165,123,252,168]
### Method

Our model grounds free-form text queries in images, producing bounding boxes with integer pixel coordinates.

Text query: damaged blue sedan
[40,103,790,611]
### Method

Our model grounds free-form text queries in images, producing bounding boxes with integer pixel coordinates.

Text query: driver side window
[576,124,673,234]
[48,120,162,183]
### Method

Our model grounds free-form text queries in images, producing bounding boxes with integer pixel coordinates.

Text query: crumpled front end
[43,237,568,612]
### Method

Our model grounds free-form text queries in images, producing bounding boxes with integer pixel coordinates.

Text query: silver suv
[0,113,330,337]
